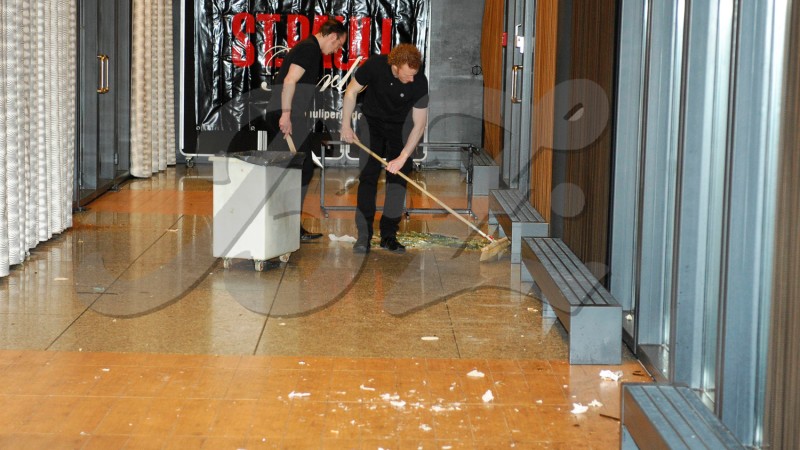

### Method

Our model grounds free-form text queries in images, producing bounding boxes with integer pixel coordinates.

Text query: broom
[351,140,510,262]
[285,134,324,168]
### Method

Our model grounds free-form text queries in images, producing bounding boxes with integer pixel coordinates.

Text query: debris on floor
[599,369,623,381]
[571,403,589,414]
[395,231,485,250]
[328,233,357,243]
[467,369,485,378]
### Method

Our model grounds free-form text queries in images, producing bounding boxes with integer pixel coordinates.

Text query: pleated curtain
[0,0,76,278]
[130,0,176,177]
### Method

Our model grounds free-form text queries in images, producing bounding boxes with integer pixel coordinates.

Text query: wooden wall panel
[561,0,617,282]
[529,0,559,222]
[765,2,800,446]
[480,0,505,159]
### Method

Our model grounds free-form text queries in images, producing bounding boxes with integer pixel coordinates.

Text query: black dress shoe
[379,236,405,254]
[300,227,323,241]
[353,236,371,253]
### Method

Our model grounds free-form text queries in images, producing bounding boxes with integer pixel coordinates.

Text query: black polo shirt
[354,55,429,124]
[270,36,322,114]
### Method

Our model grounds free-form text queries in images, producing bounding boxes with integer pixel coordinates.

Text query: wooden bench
[488,189,549,263]
[521,237,621,364]
[621,384,745,449]
[462,146,499,195]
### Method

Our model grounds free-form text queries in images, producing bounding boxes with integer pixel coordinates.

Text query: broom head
[479,237,511,262]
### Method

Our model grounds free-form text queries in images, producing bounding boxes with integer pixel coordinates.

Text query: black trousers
[355,116,412,240]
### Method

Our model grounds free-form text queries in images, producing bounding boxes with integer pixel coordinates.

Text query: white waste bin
[211,151,304,271]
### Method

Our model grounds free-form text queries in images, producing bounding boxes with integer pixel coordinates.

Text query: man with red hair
[340,44,429,254]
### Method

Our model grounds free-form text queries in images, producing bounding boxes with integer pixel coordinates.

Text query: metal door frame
[76,0,131,208]
[501,0,536,192]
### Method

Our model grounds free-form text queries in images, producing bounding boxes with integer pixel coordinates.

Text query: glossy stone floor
[0,163,649,449]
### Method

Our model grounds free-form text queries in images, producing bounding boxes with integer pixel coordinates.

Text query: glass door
[501,0,536,190]
[630,0,685,379]
[77,0,131,207]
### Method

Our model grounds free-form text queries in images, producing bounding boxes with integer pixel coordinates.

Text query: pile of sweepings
[372,231,485,250]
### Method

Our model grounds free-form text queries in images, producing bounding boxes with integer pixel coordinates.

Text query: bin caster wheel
[254,260,266,272]
[279,253,291,263]
[186,157,195,168]
[222,258,232,269]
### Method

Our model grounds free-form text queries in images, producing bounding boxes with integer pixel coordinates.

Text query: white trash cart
[211,152,304,271]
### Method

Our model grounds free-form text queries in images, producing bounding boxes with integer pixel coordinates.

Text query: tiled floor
[0,162,650,449]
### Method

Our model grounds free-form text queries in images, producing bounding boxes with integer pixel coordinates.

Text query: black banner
[194,0,429,133]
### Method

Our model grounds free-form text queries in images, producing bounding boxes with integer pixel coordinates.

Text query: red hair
[387,44,422,70]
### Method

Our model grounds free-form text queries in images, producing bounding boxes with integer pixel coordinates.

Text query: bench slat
[659,389,722,448]
[623,384,746,449]
[527,239,576,313]
[539,239,599,306]
[631,387,690,449]
[669,387,746,449]
[532,238,609,306]
[642,386,701,449]
[549,239,618,306]
[494,189,545,223]
[530,239,591,306]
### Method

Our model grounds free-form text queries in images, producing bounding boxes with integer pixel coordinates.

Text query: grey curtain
[130,0,176,177]
[0,0,76,278]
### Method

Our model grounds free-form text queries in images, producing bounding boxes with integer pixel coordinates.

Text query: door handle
[510,65,522,103]
[97,54,109,94]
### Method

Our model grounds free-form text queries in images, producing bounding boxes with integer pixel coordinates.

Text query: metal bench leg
[569,305,622,364]
[464,145,476,219]
[541,297,557,319]
[621,426,640,450]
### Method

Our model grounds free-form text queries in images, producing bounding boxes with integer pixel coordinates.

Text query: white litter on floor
[380,393,401,402]
[599,370,623,381]
[589,399,604,407]
[431,403,463,412]
[482,389,494,403]
[328,233,358,243]
[570,403,589,414]
[467,369,485,378]
[288,391,310,399]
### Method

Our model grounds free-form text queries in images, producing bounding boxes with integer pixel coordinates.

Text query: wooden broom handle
[352,140,492,242]
[285,134,297,154]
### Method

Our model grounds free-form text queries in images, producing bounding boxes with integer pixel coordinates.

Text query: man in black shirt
[340,44,429,254]
[266,19,347,241]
